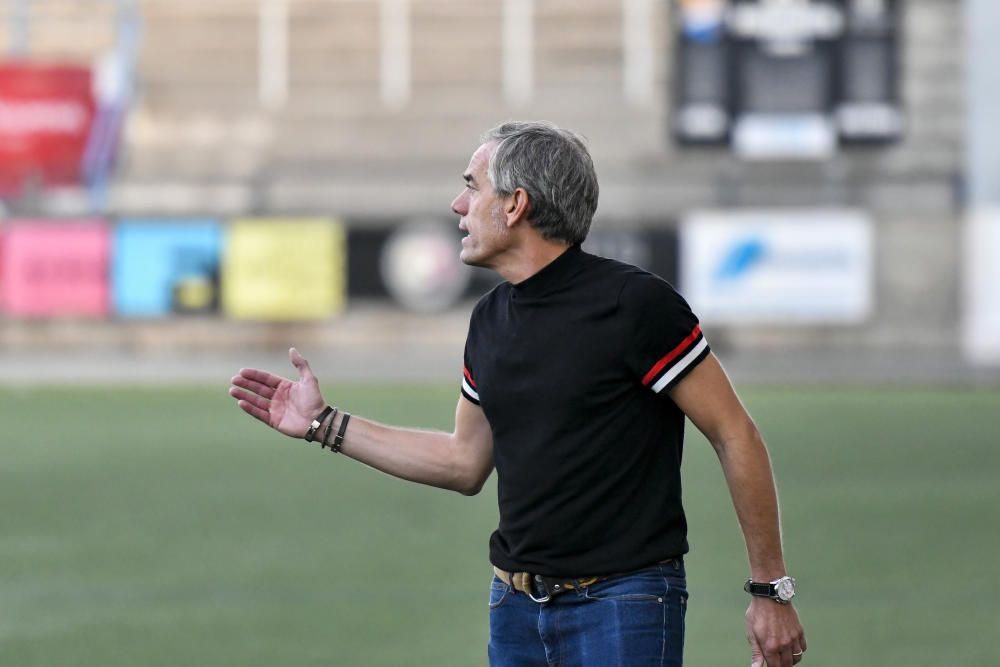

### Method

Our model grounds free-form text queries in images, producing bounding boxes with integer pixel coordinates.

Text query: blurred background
[1,1,998,666]
[1,0,998,383]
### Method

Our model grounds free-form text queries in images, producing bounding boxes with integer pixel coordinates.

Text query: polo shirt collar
[511,244,583,298]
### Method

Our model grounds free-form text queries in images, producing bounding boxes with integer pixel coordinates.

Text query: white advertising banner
[963,209,1000,364]
[681,209,873,324]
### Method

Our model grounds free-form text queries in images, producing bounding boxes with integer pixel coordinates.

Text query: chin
[461,241,501,269]
[460,246,481,266]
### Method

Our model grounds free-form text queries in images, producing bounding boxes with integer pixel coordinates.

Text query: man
[229,121,806,666]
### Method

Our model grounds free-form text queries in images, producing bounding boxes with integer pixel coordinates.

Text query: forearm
[713,427,787,580]
[669,355,805,664]
[316,410,488,496]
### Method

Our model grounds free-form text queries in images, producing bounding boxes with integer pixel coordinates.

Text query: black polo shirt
[461,245,710,577]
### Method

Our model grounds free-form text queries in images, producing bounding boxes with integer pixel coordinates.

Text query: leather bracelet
[304,405,334,442]
[321,407,339,449]
[331,412,351,453]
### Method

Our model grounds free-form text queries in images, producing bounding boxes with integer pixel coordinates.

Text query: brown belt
[493,557,683,604]
[493,566,606,603]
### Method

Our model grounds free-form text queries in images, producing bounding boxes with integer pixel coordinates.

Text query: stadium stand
[0,0,987,382]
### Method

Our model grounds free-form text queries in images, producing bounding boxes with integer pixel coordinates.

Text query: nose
[451,190,467,217]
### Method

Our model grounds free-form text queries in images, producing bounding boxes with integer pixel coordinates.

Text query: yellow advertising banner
[222,218,346,320]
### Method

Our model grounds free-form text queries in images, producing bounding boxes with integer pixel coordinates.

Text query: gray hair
[481,121,599,245]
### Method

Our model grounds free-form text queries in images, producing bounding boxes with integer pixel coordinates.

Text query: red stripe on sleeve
[463,366,476,388]
[641,325,702,387]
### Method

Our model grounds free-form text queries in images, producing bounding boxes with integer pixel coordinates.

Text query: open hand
[229,347,327,438]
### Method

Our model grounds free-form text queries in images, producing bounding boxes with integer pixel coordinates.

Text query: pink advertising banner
[0,219,110,317]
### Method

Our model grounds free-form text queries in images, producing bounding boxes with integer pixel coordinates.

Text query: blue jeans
[488,559,688,667]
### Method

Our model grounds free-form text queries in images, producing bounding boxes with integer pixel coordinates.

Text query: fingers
[749,634,764,667]
[237,367,282,388]
[228,384,271,421]
[749,627,802,667]
[759,645,783,667]
[769,645,792,667]
[289,347,316,383]
[791,633,807,665]
[763,639,806,667]
[236,398,271,424]
[229,384,274,425]
[231,374,276,399]
[229,386,271,411]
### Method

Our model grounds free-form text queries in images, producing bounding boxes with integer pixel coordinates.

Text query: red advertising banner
[0,220,110,317]
[0,63,96,195]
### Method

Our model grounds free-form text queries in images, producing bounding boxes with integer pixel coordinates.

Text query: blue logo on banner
[714,238,766,281]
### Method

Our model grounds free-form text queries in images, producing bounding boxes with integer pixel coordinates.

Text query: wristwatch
[744,576,796,604]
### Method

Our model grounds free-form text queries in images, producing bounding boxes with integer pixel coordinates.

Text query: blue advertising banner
[112,220,221,317]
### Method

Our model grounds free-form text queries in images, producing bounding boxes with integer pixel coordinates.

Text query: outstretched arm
[669,352,807,667]
[229,348,495,496]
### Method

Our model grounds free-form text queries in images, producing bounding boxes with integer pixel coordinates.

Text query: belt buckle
[528,574,590,603]
[527,574,552,603]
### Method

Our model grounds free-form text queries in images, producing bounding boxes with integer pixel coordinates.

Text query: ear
[504,188,531,228]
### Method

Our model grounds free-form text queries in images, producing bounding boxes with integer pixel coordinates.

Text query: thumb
[288,347,316,382]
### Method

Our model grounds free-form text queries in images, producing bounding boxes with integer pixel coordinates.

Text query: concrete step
[140,52,259,84]
[0,27,115,57]
[142,14,259,49]
[121,150,267,181]
[268,116,491,162]
[136,84,260,114]
[277,83,504,119]
[141,1,257,19]
[265,105,664,157]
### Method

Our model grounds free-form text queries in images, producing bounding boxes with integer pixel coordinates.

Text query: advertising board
[963,210,1000,364]
[680,209,873,324]
[0,219,110,317]
[221,218,346,320]
[0,64,96,194]
[112,220,222,317]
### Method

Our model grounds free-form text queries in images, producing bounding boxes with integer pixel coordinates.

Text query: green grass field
[2,384,997,666]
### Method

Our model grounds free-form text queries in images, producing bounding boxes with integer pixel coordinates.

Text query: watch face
[774,577,796,602]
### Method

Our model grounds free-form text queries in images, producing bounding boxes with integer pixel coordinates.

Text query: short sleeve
[460,313,481,405]
[460,356,480,404]
[620,272,710,394]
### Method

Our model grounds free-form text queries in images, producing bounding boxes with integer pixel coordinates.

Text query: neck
[494,237,574,285]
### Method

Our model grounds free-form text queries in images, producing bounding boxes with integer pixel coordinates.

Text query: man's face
[451,142,510,268]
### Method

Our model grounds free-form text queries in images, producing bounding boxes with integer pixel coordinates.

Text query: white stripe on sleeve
[461,378,480,402]
[650,337,709,393]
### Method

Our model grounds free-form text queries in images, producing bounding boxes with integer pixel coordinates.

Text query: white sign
[727,1,844,42]
[681,209,873,324]
[733,113,836,161]
[963,209,1000,364]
